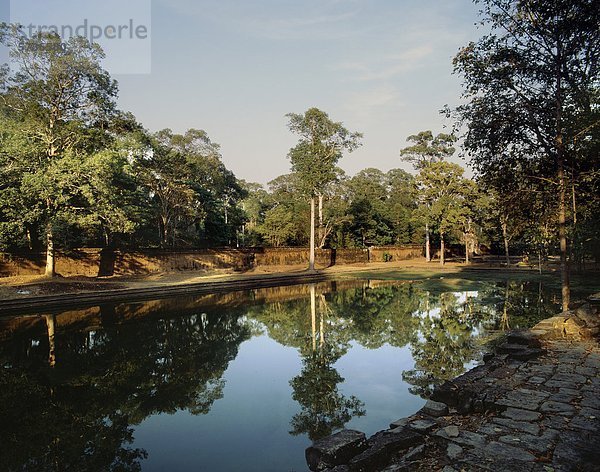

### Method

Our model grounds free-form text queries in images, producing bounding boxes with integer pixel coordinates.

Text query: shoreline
[306,297,600,471]
[0,260,575,316]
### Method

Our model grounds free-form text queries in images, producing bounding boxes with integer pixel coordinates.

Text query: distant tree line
[1,0,599,312]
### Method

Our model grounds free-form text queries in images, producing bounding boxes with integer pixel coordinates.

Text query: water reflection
[0,277,560,470]
[289,285,366,441]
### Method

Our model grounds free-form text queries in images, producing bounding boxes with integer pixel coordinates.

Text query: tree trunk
[440,232,445,265]
[161,215,169,248]
[309,196,316,271]
[45,230,56,277]
[555,36,570,312]
[318,194,324,249]
[310,284,316,352]
[501,221,510,267]
[465,237,469,264]
[45,314,56,367]
[425,223,431,262]
[26,227,33,250]
[558,162,570,311]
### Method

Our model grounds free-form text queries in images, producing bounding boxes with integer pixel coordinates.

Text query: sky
[8,0,483,185]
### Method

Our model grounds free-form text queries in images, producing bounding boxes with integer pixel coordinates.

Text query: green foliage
[415,161,477,241]
[399,130,457,170]
[286,108,362,197]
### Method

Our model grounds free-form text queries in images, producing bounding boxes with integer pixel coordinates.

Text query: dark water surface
[0,277,563,471]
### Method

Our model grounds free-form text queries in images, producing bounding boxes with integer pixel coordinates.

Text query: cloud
[332,45,435,82]
[343,85,404,124]
[156,0,365,41]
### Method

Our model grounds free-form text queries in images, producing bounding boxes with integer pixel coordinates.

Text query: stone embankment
[306,296,600,472]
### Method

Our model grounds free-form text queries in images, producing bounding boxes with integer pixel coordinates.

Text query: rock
[402,444,425,461]
[496,388,549,411]
[506,331,541,347]
[435,430,486,448]
[348,429,422,471]
[446,443,463,460]
[527,376,547,384]
[581,395,600,410]
[576,304,600,328]
[431,381,459,407]
[421,400,449,417]
[408,419,437,433]
[483,352,495,363]
[564,317,587,337]
[540,401,576,416]
[552,430,600,470]
[380,464,408,472]
[498,431,557,453]
[530,329,548,337]
[491,417,540,435]
[510,348,544,361]
[501,407,541,422]
[389,418,409,429]
[444,425,459,437]
[306,429,368,471]
[480,441,536,462]
[497,343,529,354]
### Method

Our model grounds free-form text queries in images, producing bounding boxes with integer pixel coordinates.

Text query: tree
[415,162,474,265]
[400,131,457,261]
[134,128,245,247]
[0,25,118,275]
[385,169,418,244]
[286,108,362,271]
[452,0,600,310]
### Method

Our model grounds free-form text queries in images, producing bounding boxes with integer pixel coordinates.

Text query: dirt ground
[0,260,492,301]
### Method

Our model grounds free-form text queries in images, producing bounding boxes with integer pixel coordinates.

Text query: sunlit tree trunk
[310,284,316,352]
[558,162,570,311]
[45,229,56,277]
[309,196,316,271]
[501,220,510,267]
[318,193,325,249]
[501,281,510,331]
[45,314,56,367]
[425,223,431,262]
[440,232,445,265]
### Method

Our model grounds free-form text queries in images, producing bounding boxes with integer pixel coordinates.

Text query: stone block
[539,401,576,416]
[348,429,422,471]
[306,429,368,471]
[501,408,541,422]
[407,419,437,433]
[421,400,449,417]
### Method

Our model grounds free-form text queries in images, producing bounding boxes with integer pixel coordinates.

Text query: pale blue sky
[9,0,483,184]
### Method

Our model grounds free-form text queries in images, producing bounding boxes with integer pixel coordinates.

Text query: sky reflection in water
[0,278,561,471]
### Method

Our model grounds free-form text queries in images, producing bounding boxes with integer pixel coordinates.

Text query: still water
[0,277,561,471]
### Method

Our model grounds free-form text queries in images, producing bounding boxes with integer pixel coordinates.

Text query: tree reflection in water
[288,285,366,441]
[0,308,251,471]
[0,277,561,469]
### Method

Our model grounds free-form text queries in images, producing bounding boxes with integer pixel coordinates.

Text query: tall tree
[400,131,457,261]
[0,25,118,275]
[286,108,362,271]
[452,0,600,310]
[416,161,474,265]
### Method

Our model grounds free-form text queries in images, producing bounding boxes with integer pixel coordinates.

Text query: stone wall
[369,245,423,262]
[0,245,422,278]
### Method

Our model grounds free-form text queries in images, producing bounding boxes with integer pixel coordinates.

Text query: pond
[0,276,563,471]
